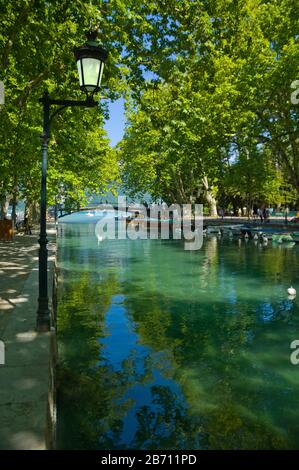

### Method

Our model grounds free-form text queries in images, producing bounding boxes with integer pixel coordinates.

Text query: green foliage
[1,0,299,216]
[0,0,122,215]
[118,0,299,212]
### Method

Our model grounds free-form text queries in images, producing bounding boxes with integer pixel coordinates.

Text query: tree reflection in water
[57,225,299,449]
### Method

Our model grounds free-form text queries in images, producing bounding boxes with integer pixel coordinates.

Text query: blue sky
[104,98,125,147]
[103,70,157,147]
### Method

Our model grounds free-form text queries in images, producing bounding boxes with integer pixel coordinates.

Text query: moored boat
[291,232,299,243]
[272,233,294,243]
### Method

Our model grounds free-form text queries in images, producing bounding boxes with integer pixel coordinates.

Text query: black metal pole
[36,91,51,332]
[36,90,97,332]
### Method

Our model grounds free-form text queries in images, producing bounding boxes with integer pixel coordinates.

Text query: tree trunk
[11,194,17,225]
[0,194,10,219]
[11,184,18,225]
[246,196,252,219]
[202,176,218,217]
[27,201,40,224]
[206,191,218,217]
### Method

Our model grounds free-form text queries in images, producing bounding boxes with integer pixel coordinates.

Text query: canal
[56,222,299,449]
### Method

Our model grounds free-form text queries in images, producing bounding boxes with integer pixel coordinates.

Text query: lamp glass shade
[75,42,108,95]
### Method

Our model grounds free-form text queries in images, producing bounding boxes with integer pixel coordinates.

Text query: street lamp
[75,41,108,97]
[37,37,108,332]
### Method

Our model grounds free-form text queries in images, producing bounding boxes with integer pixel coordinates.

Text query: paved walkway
[0,227,56,449]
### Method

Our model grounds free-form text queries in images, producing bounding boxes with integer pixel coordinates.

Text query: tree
[0,0,122,220]
[1,0,299,218]
[119,0,299,212]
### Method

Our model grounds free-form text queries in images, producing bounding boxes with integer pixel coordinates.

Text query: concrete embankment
[0,225,57,449]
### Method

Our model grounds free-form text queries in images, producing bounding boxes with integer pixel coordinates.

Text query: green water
[57,223,299,450]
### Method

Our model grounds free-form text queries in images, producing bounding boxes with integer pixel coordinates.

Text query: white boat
[222,225,243,232]
[291,232,299,243]
[272,233,293,243]
[207,226,222,234]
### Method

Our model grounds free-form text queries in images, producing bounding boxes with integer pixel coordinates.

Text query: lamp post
[36,37,108,332]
